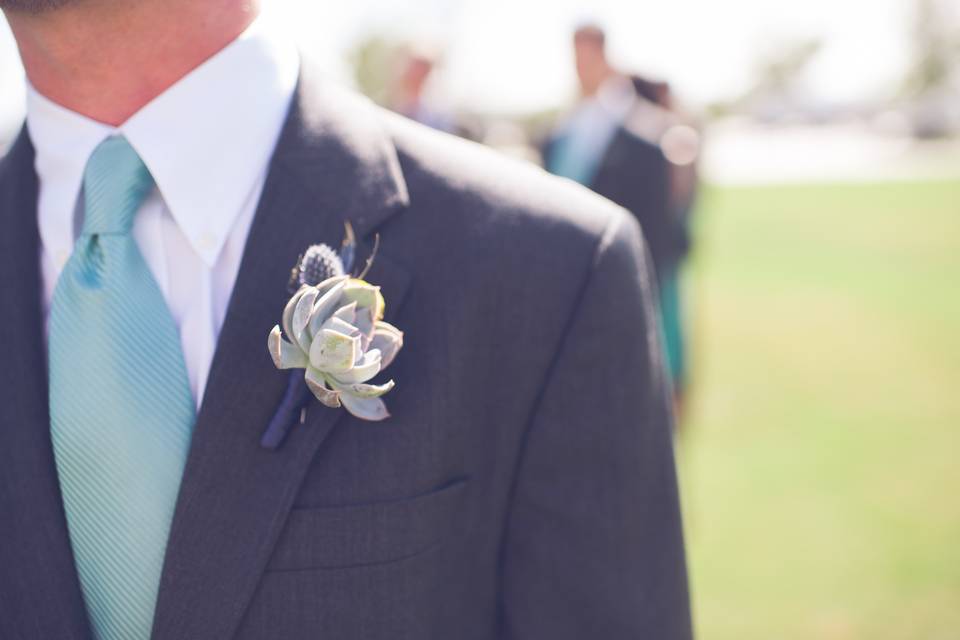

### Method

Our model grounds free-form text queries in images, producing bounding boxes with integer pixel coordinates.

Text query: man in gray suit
[0,1,692,638]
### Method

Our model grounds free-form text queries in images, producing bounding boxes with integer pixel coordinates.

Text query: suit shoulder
[380,109,638,269]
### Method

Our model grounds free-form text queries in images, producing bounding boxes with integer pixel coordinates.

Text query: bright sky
[0,0,919,126]
[268,0,915,113]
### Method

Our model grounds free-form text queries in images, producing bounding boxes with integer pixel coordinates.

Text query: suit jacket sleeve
[499,209,692,639]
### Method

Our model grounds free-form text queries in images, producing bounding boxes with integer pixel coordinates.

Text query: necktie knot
[81,136,154,236]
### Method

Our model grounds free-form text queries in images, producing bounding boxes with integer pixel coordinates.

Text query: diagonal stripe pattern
[49,136,195,640]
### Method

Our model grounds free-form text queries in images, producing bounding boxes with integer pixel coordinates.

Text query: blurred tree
[751,39,823,99]
[348,35,401,107]
[901,0,960,137]
[733,37,824,122]
[902,0,960,97]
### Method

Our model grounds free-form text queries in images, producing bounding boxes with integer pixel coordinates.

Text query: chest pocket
[266,478,468,571]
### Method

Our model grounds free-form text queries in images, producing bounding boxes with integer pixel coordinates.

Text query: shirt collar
[27,88,113,260]
[26,15,300,267]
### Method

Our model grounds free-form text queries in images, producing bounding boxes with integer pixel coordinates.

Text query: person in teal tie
[0,1,691,638]
[49,136,196,639]
[543,24,700,420]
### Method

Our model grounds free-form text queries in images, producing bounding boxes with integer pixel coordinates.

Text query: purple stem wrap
[260,372,312,449]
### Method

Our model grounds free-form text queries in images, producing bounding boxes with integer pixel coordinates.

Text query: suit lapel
[0,131,92,639]
[151,62,411,640]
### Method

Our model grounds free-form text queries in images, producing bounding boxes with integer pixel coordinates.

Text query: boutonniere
[261,223,403,448]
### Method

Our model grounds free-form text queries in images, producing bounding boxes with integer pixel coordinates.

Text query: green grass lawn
[680,179,960,640]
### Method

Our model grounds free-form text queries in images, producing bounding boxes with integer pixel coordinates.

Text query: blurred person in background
[388,43,459,134]
[543,23,701,419]
[0,0,690,638]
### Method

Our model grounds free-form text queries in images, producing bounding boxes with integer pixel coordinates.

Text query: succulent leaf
[292,287,320,351]
[339,393,390,421]
[328,377,395,398]
[308,278,349,338]
[331,349,382,384]
[305,366,341,408]
[314,275,350,299]
[374,290,386,321]
[268,325,309,370]
[332,301,358,326]
[352,305,376,347]
[309,329,360,372]
[282,287,308,343]
[321,316,361,338]
[341,280,382,317]
[370,323,404,369]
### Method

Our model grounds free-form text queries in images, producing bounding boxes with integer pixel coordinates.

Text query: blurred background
[2,0,958,637]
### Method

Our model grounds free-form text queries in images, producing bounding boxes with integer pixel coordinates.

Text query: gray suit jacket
[0,61,691,639]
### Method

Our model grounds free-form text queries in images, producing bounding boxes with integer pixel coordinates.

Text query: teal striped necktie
[49,136,195,640]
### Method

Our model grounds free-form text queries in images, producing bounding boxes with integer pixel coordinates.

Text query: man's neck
[6,0,259,126]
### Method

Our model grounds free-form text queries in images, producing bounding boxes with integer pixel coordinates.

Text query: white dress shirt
[27,17,300,407]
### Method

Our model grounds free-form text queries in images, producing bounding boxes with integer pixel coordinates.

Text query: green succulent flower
[268,275,403,421]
